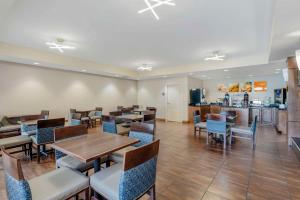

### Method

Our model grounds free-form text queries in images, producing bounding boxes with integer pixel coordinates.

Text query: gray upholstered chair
[90,140,159,200]
[193,110,206,136]
[41,110,50,119]
[2,148,90,200]
[230,116,258,149]
[110,122,155,163]
[89,110,102,127]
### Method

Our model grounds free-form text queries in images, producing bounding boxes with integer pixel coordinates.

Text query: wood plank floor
[1,121,300,200]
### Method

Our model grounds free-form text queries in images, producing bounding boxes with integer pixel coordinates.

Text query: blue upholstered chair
[1,148,90,200]
[90,140,160,200]
[31,118,65,163]
[230,116,258,149]
[102,115,118,134]
[70,113,82,126]
[206,114,229,149]
[110,122,155,163]
[54,125,105,173]
[20,123,37,136]
[193,110,206,136]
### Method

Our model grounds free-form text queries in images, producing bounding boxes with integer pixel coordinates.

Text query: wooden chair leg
[85,187,90,200]
[150,185,156,200]
[223,133,226,149]
[37,145,40,163]
[29,143,33,160]
[229,131,232,145]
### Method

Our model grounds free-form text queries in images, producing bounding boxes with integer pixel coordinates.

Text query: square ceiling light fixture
[138,0,176,20]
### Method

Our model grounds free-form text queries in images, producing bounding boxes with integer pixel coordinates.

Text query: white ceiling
[0,0,298,79]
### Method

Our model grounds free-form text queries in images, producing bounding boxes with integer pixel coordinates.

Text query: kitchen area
[188,85,288,134]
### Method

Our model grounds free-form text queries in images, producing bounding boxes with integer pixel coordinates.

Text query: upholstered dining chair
[89,110,102,127]
[31,118,65,163]
[90,140,160,200]
[230,116,258,149]
[20,123,37,136]
[146,107,157,114]
[2,148,90,200]
[40,110,50,119]
[220,111,237,126]
[193,110,206,136]
[206,114,229,149]
[117,106,124,111]
[55,125,106,173]
[110,122,155,163]
[102,115,130,136]
[132,105,139,109]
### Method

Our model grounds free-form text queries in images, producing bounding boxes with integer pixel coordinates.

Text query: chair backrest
[2,148,32,200]
[109,111,122,116]
[250,116,258,134]
[41,110,50,119]
[54,125,87,141]
[117,106,124,111]
[193,110,200,116]
[146,107,157,114]
[70,109,76,114]
[206,114,227,134]
[132,105,139,109]
[193,115,200,124]
[220,111,237,124]
[129,122,154,147]
[102,115,117,134]
[143,113,156,123]
[122,107,133,114]
[54,125,87,160]
[71,113,82,120]
[36,118,65,144]
[120,140,160,200]
[95,107,103,111]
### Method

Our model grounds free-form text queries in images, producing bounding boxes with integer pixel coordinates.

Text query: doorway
[166,84,182,122]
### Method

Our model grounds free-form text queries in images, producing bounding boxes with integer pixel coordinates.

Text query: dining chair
[2,148,90,200]
[220,111,237,126]
[20,123,37,136]
[31,118,65,163]
[89,110,102,127]
[146,107,157,114]
[193,110,206,136]
[132,105,139,109]
[90,140,160,200]
[40,110,50,119]
[102,115,118,134]
[70,113,82,126]
[55,125,105,173]
[206,114,229,149]
[110,122,155,163]
[117,106,124,111]
[230,116,258,149]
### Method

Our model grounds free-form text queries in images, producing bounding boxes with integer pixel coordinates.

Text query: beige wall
[0,61,137,119]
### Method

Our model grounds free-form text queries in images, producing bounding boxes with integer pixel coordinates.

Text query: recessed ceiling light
[275,68,281,71]
[162,75,168,78]
[138,0,176,20]
[205,51,226,61]
[201,75,207,77]
[226,76,231,79]
[46,38,75,53]
[248,74,254,77]
[33,62,40,65]
[115,75,120,77]
[275,71,280,74]
[224,69,229,72]
[189,73,194,75]
[81,69,87,72]
[137,64,153,71]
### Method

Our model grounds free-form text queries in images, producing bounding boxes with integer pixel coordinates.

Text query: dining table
[133,109,148,115]
[116,114,144,121]
[51,133,139,172]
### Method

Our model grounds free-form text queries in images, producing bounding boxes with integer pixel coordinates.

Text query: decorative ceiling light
[296,49,300,70]
[137,64,153,71]
[205,51,226,61]
[46,38,75,53]
[138,0,176,20]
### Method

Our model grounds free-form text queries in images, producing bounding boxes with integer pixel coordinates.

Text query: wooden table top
[116,114,144,121]
[51,133,139,163]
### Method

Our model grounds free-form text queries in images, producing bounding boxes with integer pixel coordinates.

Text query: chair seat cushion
[110,146,137,163]
[0,135,31,148]
[195,122,207,129]
[116,124,130,136]
[0,125,20,133]
[81,117,90,121]
[21,130,37,136]
[231,126,252,135]
[29,167,89,200]
[90,163,122,200]
[56,155,107,172]
[90,116,101,120]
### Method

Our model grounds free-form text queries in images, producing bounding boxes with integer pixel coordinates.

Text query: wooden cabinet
[262,108,273,125]
[278,110,288,134]
[188,105,210,123]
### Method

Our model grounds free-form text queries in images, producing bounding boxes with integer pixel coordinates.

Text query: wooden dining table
[51,133,139,172]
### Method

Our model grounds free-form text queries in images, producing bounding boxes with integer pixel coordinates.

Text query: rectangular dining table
[51,133,139,172]
[116,114,144,121]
